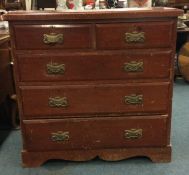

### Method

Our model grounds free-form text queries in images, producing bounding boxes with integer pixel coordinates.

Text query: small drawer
[17,50,172,82]
[23,116,168,151]
[96,21,174,49]
[13,24,93,50]
[20,83,169,119]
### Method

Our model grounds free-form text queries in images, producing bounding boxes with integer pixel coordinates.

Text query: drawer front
[96,21,174,49]
[17,50,172,82]
[20,83,169,118]
[14,24,93,50]
[23,116,168,151]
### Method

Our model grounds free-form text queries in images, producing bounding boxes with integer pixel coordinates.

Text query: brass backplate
[124,94,143,105]
[124,61,143,72]
[51,131,69,142]
[125,129,143,139]
[43,33,63,44]
[46,62,65,75]
[49,96,68,108]
[125,31,145,43]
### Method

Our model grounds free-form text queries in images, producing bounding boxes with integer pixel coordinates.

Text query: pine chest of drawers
[4,8,182,167]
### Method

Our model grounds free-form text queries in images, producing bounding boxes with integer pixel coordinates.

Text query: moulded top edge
[3,7,183,21]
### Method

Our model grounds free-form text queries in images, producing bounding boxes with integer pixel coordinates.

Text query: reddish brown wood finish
[22,146,172,167]
[3,8,183,21]
[96,21,175,49]
[20,83,169,118]
[5,8,182,167]
[17,50,172,82]
[14,24,93,50]
[23,116,168,151]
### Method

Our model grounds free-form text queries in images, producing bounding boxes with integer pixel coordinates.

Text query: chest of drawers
[4,8,182,167]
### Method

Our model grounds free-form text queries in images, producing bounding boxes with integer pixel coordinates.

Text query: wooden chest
[4,8,182,167]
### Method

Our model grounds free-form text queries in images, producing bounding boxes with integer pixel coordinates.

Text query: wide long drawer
[13,24,93,50]
[20,83,169,119]
[23,116,168,151]
[96,21,174,49]
[17,50,172,82]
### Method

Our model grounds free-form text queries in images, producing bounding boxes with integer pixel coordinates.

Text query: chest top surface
[3,7,183,21]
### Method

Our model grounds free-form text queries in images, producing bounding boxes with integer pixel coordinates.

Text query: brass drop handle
[124,129,143,139]
[124,61,143,72]
[124,94,143,105]
[125,31,145,43]
[51,131,69,142]
[46,62,65,75]
[43,33,63,44]
[49,97,68,108]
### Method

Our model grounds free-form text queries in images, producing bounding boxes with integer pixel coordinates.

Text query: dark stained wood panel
[20,83,169,118]
[23,116,168,151]
[17,50,173,82]
[14,24,93,50]
[96,22,174,49]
